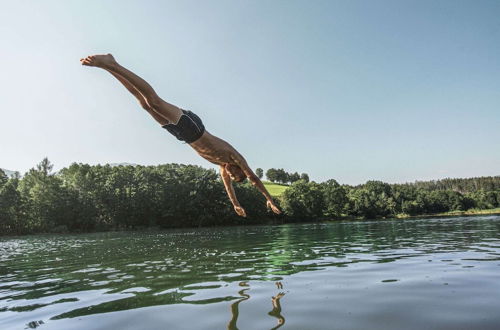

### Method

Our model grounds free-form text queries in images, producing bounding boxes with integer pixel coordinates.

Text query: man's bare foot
[80,54,117,69]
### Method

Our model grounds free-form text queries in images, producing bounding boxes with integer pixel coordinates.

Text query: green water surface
[1,215,500,329]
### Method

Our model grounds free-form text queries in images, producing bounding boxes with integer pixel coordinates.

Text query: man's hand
[234,205,247,217]
[267,200,282,214]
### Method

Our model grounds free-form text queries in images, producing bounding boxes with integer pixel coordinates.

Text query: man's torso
[189,131,243,166]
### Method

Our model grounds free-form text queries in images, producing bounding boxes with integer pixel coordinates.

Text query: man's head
[225,164,246,182]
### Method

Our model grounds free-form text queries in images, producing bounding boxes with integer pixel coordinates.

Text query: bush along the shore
[1,159,499,235]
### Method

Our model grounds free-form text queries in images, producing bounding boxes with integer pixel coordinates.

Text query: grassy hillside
[263,181,289,197]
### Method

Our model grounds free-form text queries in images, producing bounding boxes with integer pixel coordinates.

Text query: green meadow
[263,181,289,196]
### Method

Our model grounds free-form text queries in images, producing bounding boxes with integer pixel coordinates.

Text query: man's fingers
[234,206,247,217]
[266,201,281,214]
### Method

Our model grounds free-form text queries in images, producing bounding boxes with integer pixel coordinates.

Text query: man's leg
[108,71,169,126]
[80,54,182,124]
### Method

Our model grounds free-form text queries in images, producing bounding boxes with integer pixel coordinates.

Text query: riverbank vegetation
[1,159,499,235]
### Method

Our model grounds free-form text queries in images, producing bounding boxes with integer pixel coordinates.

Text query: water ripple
[1,215,499,329]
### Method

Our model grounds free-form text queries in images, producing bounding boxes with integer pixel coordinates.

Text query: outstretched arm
[233,158,282,214]
[220,166,246,217]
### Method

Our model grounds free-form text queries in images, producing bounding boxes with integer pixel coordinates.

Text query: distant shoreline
[1,209,499,238]
[395,208,500,220]
[318,208,500,222]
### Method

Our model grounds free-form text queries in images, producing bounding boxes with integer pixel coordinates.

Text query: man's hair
[226,164,246,183]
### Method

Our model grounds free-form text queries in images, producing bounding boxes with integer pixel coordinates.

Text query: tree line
[281,179,499,220]
[1,159,499,235]
[397,177,500,194]
[261,168,309,185]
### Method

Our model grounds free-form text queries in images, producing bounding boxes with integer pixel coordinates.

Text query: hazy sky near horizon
[1,0,499,184]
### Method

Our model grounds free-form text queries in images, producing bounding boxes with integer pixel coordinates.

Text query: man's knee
[146,95,162,110]
[139,99,151,111]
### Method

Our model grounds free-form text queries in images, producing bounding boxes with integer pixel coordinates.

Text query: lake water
[1,215,500,330]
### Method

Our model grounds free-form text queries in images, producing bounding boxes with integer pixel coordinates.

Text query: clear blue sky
[1,0,499,184]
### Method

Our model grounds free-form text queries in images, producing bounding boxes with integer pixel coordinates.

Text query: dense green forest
[1,159,499,235]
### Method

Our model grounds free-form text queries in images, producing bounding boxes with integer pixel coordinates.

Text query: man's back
[190,131,244,167]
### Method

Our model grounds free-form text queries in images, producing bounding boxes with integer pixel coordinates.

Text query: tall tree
[321,179,347,218]
[281,181,324,219]
[0,178,24,234]
[0,169,8,187]
[289,172,300,183]
[266,168,278,183]
[347,181,395,219]
[276,169,289,184]
[256,168,263,179]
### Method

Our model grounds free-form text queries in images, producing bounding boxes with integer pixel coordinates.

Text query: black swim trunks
[162,110,205,143]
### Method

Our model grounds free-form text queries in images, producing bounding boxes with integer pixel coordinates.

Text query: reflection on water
[227,282,250,330]
[1,215,500,329]
[226,281,285,330]
[268,290,285,330]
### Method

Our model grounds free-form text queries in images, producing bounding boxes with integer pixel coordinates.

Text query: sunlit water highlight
[1,215,500,329]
